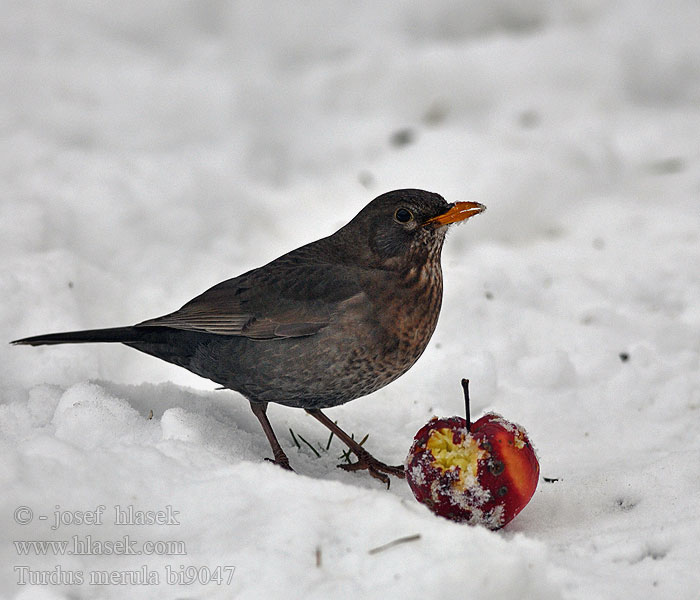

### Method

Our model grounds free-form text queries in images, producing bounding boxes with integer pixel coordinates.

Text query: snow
[2,1,700,598]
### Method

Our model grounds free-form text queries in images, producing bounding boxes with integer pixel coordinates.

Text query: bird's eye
[394,208,414,224]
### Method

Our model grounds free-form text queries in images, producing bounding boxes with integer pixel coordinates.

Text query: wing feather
[136,258,367,340]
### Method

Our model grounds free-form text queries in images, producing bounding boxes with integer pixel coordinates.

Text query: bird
[12,189,485,484]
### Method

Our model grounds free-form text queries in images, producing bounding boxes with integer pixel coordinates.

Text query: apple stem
[461,378,471,431]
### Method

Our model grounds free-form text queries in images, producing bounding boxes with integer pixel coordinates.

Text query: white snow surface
[2,1,700,599]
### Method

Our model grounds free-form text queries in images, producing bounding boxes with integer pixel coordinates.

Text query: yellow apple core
[426,428,486,482]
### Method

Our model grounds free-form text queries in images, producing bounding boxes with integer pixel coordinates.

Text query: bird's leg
[305,409,405,487]
[249,401,293,471]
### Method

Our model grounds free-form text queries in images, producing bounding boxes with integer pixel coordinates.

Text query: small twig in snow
[368,534,421,555]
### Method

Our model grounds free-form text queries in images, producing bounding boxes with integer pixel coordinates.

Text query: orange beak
[425,201,486,227]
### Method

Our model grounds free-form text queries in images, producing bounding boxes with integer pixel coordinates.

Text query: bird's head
[338,189,485,269]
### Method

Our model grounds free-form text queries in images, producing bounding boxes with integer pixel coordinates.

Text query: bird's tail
[11,326,144,346]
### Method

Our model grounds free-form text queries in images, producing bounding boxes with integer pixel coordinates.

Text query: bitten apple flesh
[405,412,540,529]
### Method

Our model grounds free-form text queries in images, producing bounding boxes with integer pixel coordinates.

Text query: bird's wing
[136,260,366,340]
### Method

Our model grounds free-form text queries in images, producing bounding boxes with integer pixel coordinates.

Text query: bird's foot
[338,449,406,488]
[250,401,295,472]
[264,455,294,472]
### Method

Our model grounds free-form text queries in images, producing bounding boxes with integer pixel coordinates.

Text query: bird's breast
[392,262,443,353]
[360,260,443,386]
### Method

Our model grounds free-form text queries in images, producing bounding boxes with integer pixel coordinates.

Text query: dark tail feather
[11,326,144,346]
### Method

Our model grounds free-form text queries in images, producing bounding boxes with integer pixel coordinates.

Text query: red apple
[405,380,539,529]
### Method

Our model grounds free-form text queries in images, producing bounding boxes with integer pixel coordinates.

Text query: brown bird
[12,189,485,484]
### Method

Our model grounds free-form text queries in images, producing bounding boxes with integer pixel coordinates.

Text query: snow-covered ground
[2,1,700,598]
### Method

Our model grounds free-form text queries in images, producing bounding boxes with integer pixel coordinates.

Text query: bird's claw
[338,450,406,488]
[264,456,294,472]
